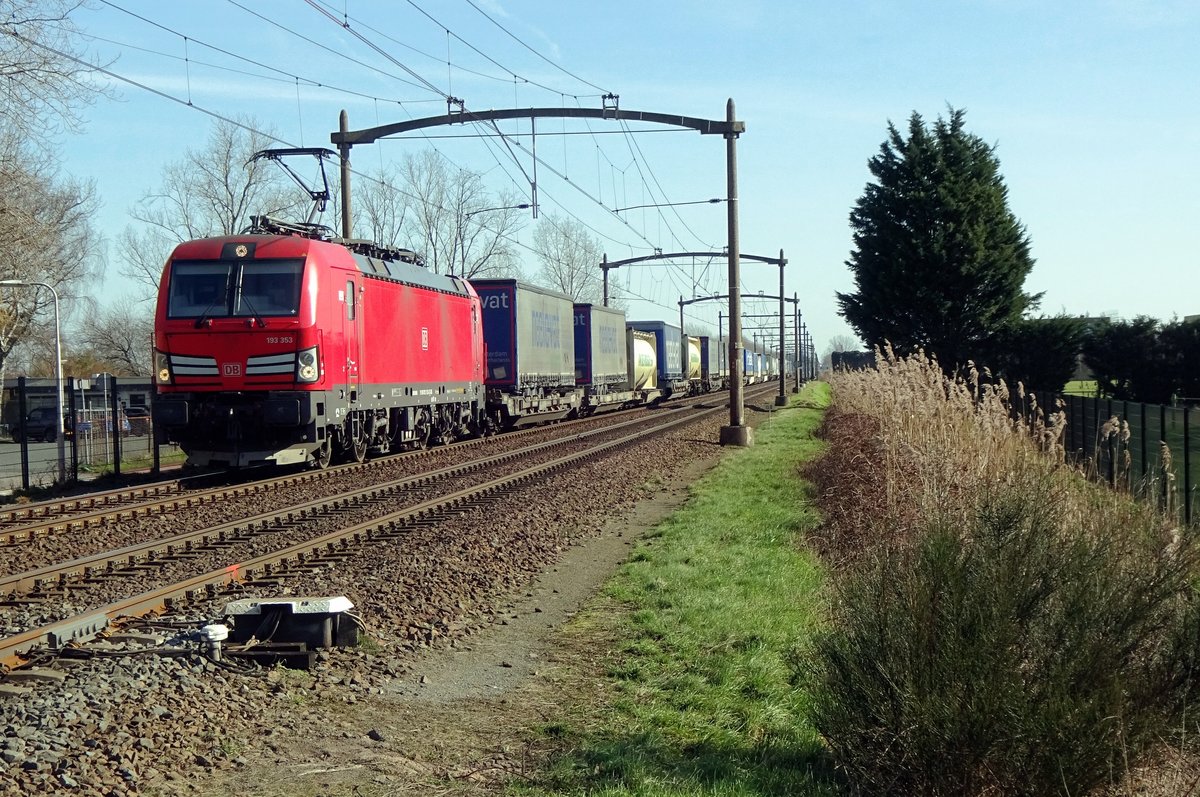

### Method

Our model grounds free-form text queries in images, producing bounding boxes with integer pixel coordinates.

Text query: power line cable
[462,0,612,95]
[620,119,719,250]
[217,0,443,96]
[66,18,441,107]
[300,0,448,98]
[287,2,699,259]
[394,0,606,98]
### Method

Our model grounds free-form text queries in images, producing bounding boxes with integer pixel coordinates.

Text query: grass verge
[517,382,835,796]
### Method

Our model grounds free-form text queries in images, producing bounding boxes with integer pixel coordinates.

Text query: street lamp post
[453,203,531,277]
[0,280,66,484]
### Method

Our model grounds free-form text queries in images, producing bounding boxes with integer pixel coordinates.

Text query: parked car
[11,406,72,443]
[123,405,150,436]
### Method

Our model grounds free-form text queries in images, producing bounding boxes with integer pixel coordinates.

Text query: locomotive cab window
[167,259,303,319]
[235,261,303,317]
[166,261,232,318]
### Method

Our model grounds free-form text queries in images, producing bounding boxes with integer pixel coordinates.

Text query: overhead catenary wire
[398,0,605,99]
[96,1,714,266]
[66,21,441,107]
[291,2,661,254]
[462,0,612,95]
[299,0,447,98]
[60,3,740,321]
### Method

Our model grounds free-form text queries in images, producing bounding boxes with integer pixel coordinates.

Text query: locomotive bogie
[154,390,328,467]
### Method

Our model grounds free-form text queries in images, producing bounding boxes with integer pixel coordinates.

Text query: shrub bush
[805,475,1199,796]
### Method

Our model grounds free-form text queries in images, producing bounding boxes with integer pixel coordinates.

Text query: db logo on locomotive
[223,363,241,376]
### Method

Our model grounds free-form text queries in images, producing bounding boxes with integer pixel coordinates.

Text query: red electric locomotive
[153,216,486,468]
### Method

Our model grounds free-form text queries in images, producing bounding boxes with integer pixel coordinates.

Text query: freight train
[152,217,763,468]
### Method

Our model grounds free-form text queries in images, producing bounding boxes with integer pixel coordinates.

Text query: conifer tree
[838,109,1041,372]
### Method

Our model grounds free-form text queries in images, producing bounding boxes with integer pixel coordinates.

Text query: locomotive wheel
[312,438,332,469]
[411,409,432,450]
[351,432,367,463]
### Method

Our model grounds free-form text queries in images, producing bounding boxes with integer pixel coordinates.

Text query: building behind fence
[1,376,174,493]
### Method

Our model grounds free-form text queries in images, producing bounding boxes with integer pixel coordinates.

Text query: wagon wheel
[312,437,332,469]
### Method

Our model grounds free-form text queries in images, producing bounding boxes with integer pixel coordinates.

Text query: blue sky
[57,0,1200,355]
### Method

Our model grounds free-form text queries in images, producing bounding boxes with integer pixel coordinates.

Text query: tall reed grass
[802,346,1200,796]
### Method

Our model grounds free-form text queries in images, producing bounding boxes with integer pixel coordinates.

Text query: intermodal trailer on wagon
[470,278,579,426]
[573,303,628,387]
[741,347,761,384]
[699,335,725,391]
[625,320,685,396]
[574,303,639,413]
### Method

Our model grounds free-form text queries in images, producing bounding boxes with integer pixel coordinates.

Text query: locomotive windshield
[167,259,304,319]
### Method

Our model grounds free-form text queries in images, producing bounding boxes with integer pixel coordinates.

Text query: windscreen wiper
[193,300,220,329]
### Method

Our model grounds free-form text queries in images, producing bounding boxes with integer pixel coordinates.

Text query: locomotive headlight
[154,351,172,385]
[296,346,320,383]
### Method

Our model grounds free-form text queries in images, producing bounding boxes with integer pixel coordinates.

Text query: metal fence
[1037,392,1197,526]
[1,376,178,494]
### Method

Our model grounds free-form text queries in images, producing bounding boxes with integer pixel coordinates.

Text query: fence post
[1140,403,1147,498]
[1185,405,1192,526]
[1122,400,1130,490]
[67,377,78,483]
[1108,425,1117,488]
[1075,393,1084,458]
[17,377,29,491]
[1161,405,1169,514]
[110,380,122,477]
[1105,399,1115,487]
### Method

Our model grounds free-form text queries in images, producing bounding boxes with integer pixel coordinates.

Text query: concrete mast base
[719,425,754,447]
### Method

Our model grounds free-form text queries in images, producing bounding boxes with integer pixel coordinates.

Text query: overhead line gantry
[331,98,754,445]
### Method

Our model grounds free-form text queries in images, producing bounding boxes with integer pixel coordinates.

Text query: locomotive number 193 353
[266,336,295,345]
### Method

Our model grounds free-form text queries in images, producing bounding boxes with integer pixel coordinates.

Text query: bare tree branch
[532,212,604,303]
[117,116,302,295]
[353,150,526,278]
[0,0,112,141]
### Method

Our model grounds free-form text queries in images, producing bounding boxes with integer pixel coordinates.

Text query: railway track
[0,387,711,553]
[0,386,778,668]
[0,381,789,795]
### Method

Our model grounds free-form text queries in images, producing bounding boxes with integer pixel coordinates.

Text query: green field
[521,383,835,796]
[1062,380,1098,397]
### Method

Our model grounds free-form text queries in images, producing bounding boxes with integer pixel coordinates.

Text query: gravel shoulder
[185,415,750,797]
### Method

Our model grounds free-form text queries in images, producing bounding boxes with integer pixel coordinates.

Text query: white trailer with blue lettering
[470,279,580,427]
[575,303,644,414]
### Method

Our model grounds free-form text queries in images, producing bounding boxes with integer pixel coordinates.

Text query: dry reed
[806,344,1200,795]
